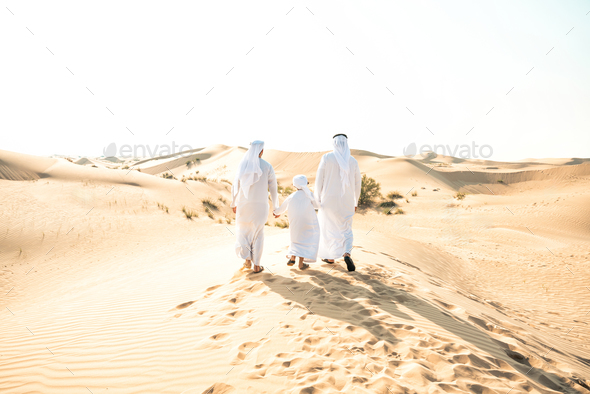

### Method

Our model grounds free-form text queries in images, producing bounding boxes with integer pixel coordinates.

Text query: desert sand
[1,145,589,393]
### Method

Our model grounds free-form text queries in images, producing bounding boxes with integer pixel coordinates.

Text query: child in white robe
[273,175,320,270]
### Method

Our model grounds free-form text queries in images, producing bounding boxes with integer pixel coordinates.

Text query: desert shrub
[186,174,206,182]
[455,192,466,200]
[161,172,176,180]
[157,202,169,213]
[497,179,504,184]
[274,220,289,229]
[386,191,403,200]
[182,206,198,219]
[379,201,396,208]
[218,196,227,205]
[358,174,382,206]
[383,206,404,215]
[411,191,418,197]
[283,186,294,195]
[202,198,219,211]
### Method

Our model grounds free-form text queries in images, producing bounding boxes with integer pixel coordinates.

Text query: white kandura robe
[231,159,279,266]
[274,190,320,262]
[314,152,361,260]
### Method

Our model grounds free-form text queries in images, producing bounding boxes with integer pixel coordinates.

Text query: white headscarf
[332,135,351,196]
[293,174,315,202]
[234,140,264,199]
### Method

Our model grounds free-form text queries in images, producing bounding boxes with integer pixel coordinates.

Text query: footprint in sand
[183,383,235,394]
[195,332,231,350]
[230,341,266,365]
[432,299,460,312]
[175,300,196,310]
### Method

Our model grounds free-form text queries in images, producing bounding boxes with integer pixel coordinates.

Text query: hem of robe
[318,254,344,260]
[235,245,262,266]
[287,250,318,263]
[235,247,252,260]
[318,247,353,260]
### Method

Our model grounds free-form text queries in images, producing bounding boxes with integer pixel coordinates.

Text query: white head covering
[293,174,315,202]
[234,140,264,199]
[332,135,351,196]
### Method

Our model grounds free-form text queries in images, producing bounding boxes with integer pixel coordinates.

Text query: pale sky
[2,1,589,161]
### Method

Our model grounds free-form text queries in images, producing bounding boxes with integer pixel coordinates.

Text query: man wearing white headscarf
[273,175,320,270]
[314,134,361,271]
[231,140,279,273]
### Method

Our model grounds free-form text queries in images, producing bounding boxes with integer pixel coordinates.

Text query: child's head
[293,175,308,190]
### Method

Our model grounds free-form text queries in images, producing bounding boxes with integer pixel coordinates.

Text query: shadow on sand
[248,264,587,394]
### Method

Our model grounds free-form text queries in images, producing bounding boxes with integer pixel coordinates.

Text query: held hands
[232,207,237,214]
[273,213,280,218]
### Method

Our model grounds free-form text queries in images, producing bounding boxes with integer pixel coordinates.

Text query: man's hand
[232,207,237,214]
[273,213,280,218]
[355,207,357,212]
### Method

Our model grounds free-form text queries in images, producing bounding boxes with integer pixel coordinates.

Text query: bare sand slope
[1,146,590,393]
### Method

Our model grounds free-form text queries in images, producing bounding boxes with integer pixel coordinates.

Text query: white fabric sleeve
[230,180,239,208]
[268,165,280,211]
[314,156,325,205]
[354,160,361,207]
[274,194,292,215]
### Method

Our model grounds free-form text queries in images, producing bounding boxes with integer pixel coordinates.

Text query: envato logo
[103,142,193,158]
[403,142,493,159]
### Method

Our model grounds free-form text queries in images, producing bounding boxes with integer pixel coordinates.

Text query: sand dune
[1,146,589,393]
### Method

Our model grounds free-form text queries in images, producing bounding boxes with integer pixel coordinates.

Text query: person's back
[286,189,318,229]
[316,152,360,210]
[233,159,275,206]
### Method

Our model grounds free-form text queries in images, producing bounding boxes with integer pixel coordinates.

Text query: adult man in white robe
[314,134,361,271]
[231,141,279,273]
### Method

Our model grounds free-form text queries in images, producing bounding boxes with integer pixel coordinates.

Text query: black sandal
[322,259,334,264]
[287,259,295,266]
[253,266,265,274]
[344,256,355,272]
